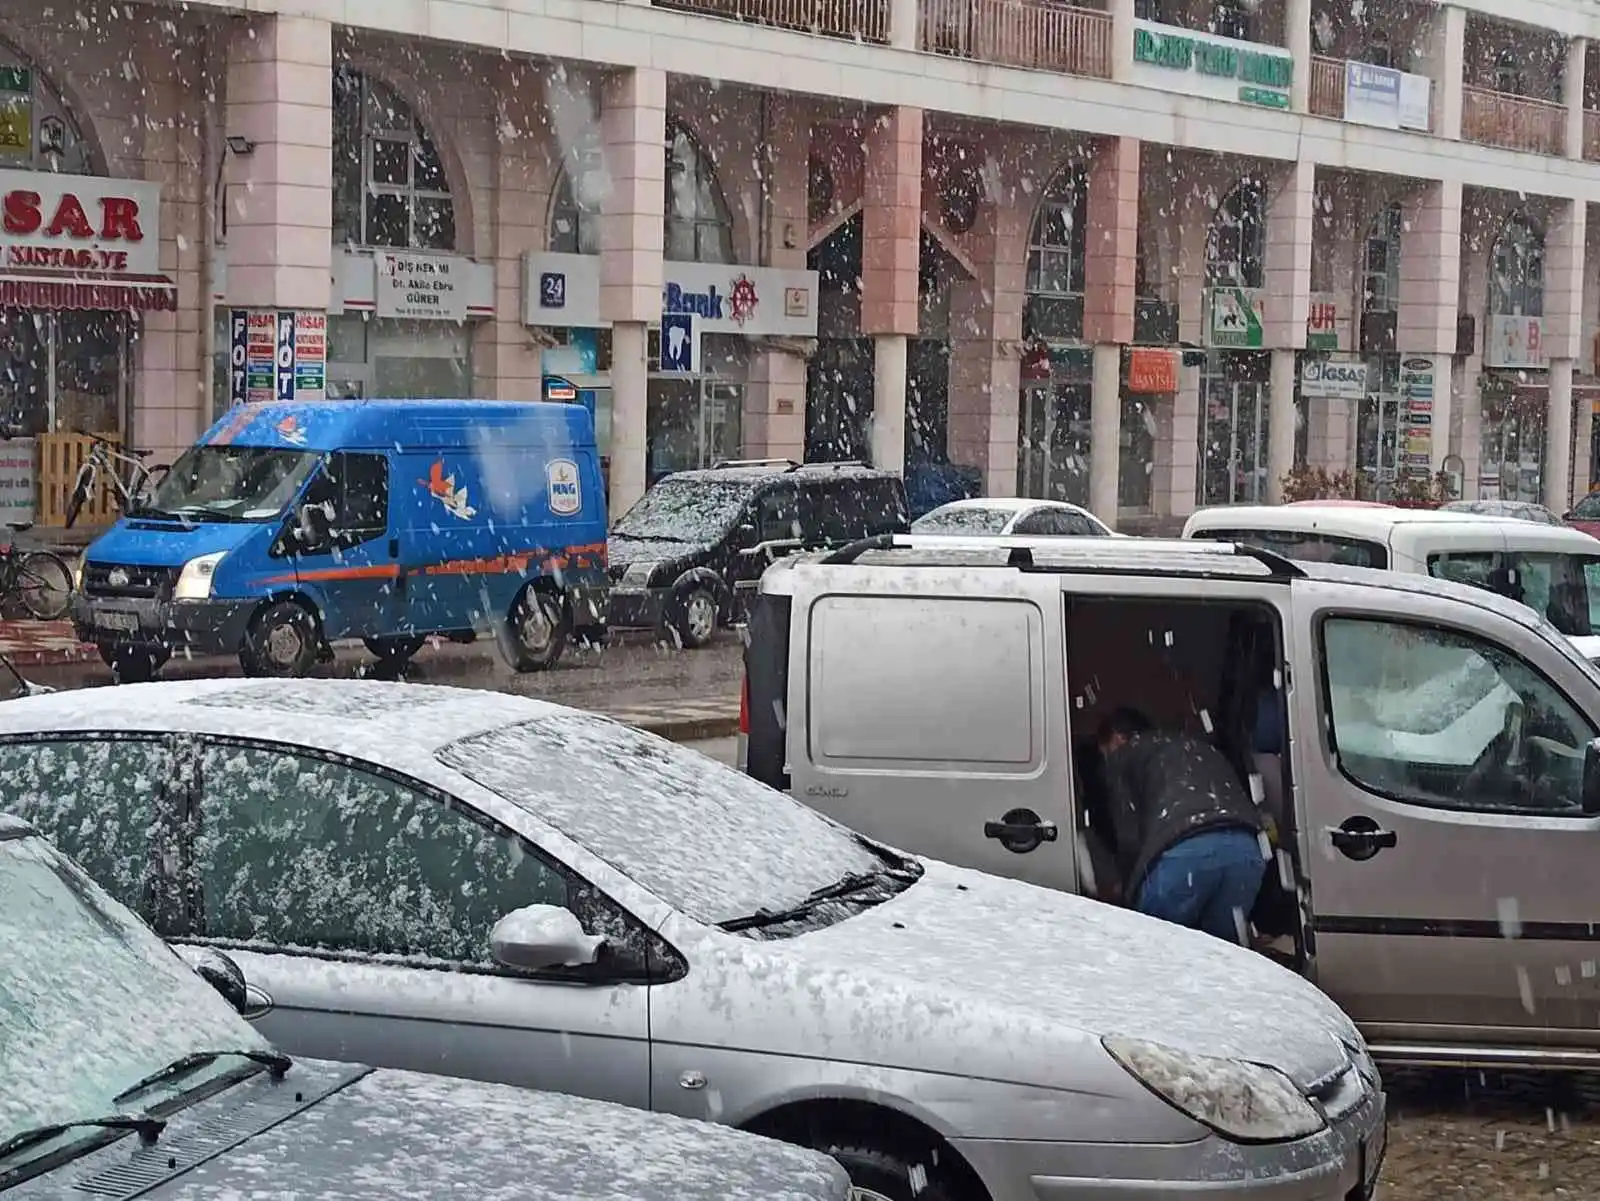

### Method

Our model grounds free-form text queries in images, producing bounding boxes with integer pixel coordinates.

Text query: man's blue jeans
[1135,828,1266,945]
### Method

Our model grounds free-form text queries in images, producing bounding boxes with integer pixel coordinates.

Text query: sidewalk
[0,619,96,667]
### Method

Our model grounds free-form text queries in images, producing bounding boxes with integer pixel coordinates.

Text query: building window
[1206,179,1266,289]
[1209,0,1255,41]
[550,122,734,264]
[1363,203,1402,314]
[1490,215,1544,318]
[1365,31,1394,69]
[1495,49,1525,97]
[332,67,455,252]
[1025,167,1088,300]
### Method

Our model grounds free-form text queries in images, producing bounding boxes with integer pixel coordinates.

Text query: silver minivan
[744,534,1600,1071]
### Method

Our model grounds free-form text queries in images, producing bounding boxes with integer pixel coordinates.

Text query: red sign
[1127,348,1178,394]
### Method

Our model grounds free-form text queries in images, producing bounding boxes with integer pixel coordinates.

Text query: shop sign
[0,169,174,312]
[1485,314,1547,370]
[1204,287,1265,348]
[521,252,819,339]
[1399,355,1435,472]
[1301,356,1368,400]
[1131,21,1293,110]
[1126,348,1177,393]
[375,251,468,322]
[1344,60,1432,132]
[231,310,325,405]
[1305,293,1346,351]
[0,435,34,527]
[660,313,696,372]
[0,67,30,158]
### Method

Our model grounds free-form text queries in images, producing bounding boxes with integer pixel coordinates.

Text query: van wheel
[667,583,718,649]
[98,643,168,684]
[364,634,427,666]
[507,585,569,672]
[819,1144,960,1201]
[241,601,319,678]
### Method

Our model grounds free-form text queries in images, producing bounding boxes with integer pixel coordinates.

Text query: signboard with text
[1305,293,1345,351]
[1399,356,1436,472]
[1485,314,1547,370]
[376,252,468,322]
[0,436,35,526]
[1344,60,1431,132]
[1301,356,1368,400]
[1204,287,1265,348]
[1130,20,1293,109]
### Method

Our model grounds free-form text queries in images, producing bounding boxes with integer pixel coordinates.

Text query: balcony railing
[920,0,1111,78]
[1308,55,1345,119]
[652,0,890,42]
[1585,109,1600,161]
[1462,85,1565,156]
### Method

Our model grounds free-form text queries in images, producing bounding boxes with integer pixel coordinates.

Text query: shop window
[332,67,455,252]
[1206,180,1266,289]
[550,122,734,264]
[1025,167,1087,300]
[1363,203,1402,315]
[1490,215,1545,318]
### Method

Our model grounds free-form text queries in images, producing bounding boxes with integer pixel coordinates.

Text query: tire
[98,643,169,685]
[820,1144,963,1201]
[506,585,569,673]
[240,601,319,678]
[13,551,73,620]
[666,582,718,650]
[64,465,93,529]
[364,634,427,665]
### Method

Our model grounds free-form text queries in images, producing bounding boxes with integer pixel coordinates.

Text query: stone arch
[0,29,106,176]
[1206,177,1268,289]
[1024,157,1089,302]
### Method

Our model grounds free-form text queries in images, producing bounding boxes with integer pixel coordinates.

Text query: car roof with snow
[924,497,1076,514]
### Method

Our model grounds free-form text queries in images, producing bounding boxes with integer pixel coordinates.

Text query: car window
[1572,494,1600,520]
[756,484,800,543]
[797,482,846,544]
[911,505,1013,535]
[1193,527,1388,568]
[191,741,568,963]
[0,735,174,920]
[298,451,388,550]
[1322,617,1596,815]
[1011,509,1060,536]
[1429,551,1600,637]
[437,714,886,928]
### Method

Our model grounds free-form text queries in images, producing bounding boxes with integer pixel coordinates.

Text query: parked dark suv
[607,459,909,647]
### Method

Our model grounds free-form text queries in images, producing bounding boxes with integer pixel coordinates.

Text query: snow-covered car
[910,497,1114,538]
[0,814,850,1201]
[0,679,1386,1201]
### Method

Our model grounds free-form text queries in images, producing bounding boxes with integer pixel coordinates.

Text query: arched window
[1206,179,1266,288]
[1490,215,1544,317]
[332,67,455,251]
[1025,165,1088,300]
[0,43,91,174]
[549,122,734,264]
[1363,202,1402,313]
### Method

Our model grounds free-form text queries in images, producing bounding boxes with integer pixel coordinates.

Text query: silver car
[0,814,851,1201]
[0,679,1386,1201]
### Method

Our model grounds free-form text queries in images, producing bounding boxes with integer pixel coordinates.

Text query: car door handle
[1328,818,1398,861]
[984,807,1059,854]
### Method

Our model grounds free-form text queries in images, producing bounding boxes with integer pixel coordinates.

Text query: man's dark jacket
[1101,731,1262,898]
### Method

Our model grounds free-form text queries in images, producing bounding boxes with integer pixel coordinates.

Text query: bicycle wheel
[13,550,73,620]
[64,463,94,529]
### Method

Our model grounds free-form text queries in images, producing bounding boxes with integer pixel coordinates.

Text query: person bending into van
[1096,708,1266,946]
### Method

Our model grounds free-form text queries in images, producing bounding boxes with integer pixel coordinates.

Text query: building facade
[6,0,1600,527]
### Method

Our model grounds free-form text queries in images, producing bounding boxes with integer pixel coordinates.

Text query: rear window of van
[1191,528,1389,569]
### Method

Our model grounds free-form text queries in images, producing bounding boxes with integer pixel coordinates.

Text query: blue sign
[660,313,694,373]
[274,311,296,402]
[227,309,249,407]
[664,282,723,319]
[539,272,567,309]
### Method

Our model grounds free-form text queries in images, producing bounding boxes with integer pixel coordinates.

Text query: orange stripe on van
[252,564,402,586]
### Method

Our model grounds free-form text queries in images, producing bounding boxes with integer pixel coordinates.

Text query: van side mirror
[1584,740,1600,815]
[489,905,605,971]
[294,501,333,548]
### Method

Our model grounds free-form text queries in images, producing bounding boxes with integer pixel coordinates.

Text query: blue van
[70,399,609,681]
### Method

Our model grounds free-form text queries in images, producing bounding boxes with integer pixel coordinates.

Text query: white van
[1182,504,1600,661]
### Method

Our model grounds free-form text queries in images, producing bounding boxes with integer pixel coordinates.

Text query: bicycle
[0,522,73,621]
[64,430,169,529]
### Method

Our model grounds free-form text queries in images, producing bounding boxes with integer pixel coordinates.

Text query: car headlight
[70,554,84,593]
[1103,1035,1326,1144]
[622,560,660,586]
[173,551,226,601]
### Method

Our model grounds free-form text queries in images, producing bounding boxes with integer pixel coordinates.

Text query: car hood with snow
[663,858,1360,1094]
[37,1063,849,1201]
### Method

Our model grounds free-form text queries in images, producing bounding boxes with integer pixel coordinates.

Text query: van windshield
[612,477,758,544]
[1428,550,1600,637]
[141,446,319,523]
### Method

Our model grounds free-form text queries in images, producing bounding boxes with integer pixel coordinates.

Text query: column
[1084,136,1139,524]
[599,68,666,517]
[1262,160,1314,503]
[1416,4,1466,139]
[1575,388,1595,504]
[1566,38,1588,161]
[861,106,922,473]
[1287,0,1312,114]
[1544,198,1586,509]
[1397,181,1462,474]
[888,0,917,50]
[1167,195,1209,515]
[1109,0,1136,83]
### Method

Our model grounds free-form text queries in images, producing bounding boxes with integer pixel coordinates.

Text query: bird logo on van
[274,414,307,446]
[423,459,478,521]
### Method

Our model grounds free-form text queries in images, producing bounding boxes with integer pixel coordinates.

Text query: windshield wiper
[0,1114,165,1164]
[113,1048,291,1104]
[718,865,920,933]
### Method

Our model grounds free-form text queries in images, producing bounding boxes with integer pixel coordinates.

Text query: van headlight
[1103,1036,1326,1144]
[173,552,226,601]
[70,553,84,593]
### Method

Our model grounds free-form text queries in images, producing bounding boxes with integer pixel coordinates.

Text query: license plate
[96,610,138,633]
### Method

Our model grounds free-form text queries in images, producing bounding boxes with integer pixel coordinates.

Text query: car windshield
[436,714,897,930]
[911,505,1014,535]
[612,477,759,544]
[1572,494,1600,521]
[0,825,270,1149]
[143,445,318,522]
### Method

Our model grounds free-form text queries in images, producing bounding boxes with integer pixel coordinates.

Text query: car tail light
[736,674,750,773]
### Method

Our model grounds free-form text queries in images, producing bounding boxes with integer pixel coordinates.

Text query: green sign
[1133,27,1293,101]
[0,67,30,95]
[1207,288,1264,349]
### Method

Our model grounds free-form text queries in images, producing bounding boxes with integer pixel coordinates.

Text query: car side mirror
[192,947,249,1012]
[489,904,605,971]
[294,501,333,547]
[1583,739,1600,815]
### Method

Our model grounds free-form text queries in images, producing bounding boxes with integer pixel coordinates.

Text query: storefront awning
[0,272,177,313]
